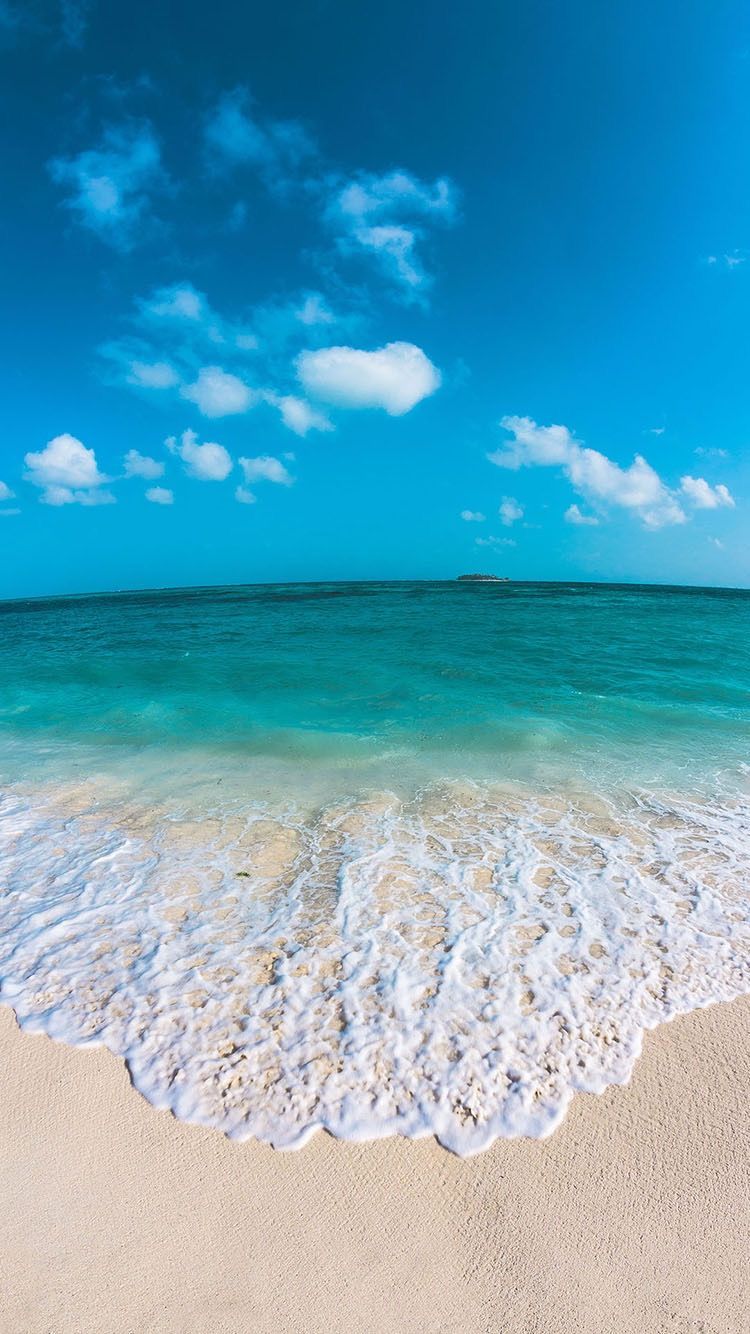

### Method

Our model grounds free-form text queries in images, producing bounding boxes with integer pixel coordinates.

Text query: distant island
[457,574,510,582]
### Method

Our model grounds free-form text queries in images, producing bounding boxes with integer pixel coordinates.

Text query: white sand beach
[1,996,748,1334]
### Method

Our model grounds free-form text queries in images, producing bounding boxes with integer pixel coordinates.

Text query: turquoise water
[0,581,748,1152]
[1,580,749,798]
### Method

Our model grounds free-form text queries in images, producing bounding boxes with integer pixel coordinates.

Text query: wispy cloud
[103,281,337,435]
[694,445,729,459]
[460,509,486,522]
[59,0,93,48]
[203,87,316,190]
[262,392,332,436]
[127,360,180,389]
[322,169,457,298]
[706,251,746,270]
[0,480,14,502]
[48,121,165,250]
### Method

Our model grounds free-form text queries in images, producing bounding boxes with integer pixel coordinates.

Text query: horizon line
[1,574,748,607]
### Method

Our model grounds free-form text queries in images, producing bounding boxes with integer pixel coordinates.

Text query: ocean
[0,580,748,1153]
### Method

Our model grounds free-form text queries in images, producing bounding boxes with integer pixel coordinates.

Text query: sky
[1,0,750,597]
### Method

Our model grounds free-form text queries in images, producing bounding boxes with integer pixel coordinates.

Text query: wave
[1,777,748,1154]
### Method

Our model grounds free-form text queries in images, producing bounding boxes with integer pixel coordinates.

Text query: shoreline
[2,995,749,1333]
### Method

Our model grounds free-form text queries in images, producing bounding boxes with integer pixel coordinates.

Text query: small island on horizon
[457,573,510,582]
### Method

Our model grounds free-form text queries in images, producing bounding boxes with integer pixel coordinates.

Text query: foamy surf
[1,777,748,1155]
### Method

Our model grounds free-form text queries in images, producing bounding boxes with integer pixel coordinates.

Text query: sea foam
[1,777,748,1154]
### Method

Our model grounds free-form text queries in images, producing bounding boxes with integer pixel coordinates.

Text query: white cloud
[0,481,14,501]
[499,495,523,526]
[204,88,315,185]
[235,485,257,505]
[461,509,485,522]
[476,535,516,548]
[325,169,457,294]
[41,485,116,507]
[296,292,335,326]
[297,342,440,415]
[679,475,735,509]
[145,486,173,505]
[146,283,207,322]
[709,536,725,550]
[123,449,164,480]
[238,455,294,486]
[128,360,179,389]
[264,392,332,436]
[25,433,113,506]
[489,416,687,529]
[565,503,600,526]
[695,446,729,459]
[166,429,233,481]
[707,251,746,270]
[181,366,256,417]
[48,122,163,250]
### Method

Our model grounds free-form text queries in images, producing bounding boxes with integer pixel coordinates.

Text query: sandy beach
[1,997,748,1334]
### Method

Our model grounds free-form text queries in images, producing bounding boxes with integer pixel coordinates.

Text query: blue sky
[1,0,749,597]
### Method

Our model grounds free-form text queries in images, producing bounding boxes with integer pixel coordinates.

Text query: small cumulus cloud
[297,342,440,415]
[235,485,257,505]
[679,475,735,509]
[476,535,516,548]
[166,428,233,481]
[181,365,256,417]
[123,449,165,479]
[238,455,294,486]
[145,486,173,505]
[499,495,523,526]
[0,480,15,501]
[564,503,599,526]
[24,433,113,506]
[48,121,164,250]
[460,509,485,522]
[489,416,687,530]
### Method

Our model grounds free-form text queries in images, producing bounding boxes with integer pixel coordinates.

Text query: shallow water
[0,581,748,1152]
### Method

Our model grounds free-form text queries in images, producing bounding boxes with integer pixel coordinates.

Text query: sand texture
[1,997,749,1334]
